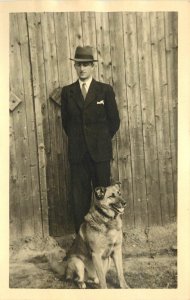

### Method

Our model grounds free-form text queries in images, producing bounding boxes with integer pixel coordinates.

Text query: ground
[9,222,177,289]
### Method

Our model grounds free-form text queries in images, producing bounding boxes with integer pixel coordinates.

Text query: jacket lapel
[84,79,98,108]
[70,80,84,110]
[70,79,99,110]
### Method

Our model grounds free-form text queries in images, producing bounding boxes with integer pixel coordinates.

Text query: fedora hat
[70,46,98,62]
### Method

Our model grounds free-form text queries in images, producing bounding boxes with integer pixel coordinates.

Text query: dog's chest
[107,228,119,243]
[101,229,121,258]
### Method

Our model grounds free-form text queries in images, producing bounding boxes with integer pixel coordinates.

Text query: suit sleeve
[105,85,120,138]
[61,87,68,135]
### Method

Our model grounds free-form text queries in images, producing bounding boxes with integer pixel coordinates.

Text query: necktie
[81,83,87,100]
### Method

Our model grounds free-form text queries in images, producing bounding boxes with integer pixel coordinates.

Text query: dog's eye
[111,193,115,197]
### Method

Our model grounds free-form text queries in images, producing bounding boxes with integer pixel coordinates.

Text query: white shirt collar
[79,77,93,92]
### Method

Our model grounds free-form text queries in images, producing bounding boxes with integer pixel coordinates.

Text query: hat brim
[70,58,98,62]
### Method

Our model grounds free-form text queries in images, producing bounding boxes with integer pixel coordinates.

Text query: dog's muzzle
[110,198,126,214]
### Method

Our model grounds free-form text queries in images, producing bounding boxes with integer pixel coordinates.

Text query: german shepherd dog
[65,183,129,289]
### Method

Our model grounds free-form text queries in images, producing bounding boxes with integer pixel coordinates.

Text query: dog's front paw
[100,282,107,289]
[94,277,100,285]
[77,281,86,289]
[120,280,130,289]
[87,276,99,285]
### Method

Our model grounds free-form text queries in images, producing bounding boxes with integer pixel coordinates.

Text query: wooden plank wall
[9,12,177,240]
[9,13,45,240]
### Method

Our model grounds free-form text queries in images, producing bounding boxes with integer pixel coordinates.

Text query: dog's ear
[111,179,121,189]
[114,181,121,190]
[94,187,106,200]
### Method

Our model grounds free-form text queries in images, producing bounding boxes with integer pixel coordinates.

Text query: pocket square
[97,100,104,105]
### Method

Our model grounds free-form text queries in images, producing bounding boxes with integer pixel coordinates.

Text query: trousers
[70,152,111,233]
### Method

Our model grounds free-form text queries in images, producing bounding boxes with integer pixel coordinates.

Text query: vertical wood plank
[81,12,99,80]
[9,113,22,240]
[54,12,72,232]
[123,12,147,227]
[10,15,22,240]
[137,12,162,226]
[40,12,62,236]
[95,12,113,85]
[9,13,34,237]
[95,12,119,183]
[137,13,162,225]
[109,12,134,228]
[17,13,43,235]
[49,13,69,235]
[53,12,72,87]
[67,12,83,82]
[165,12,178,217]
[27,12,50,236]
[150,12,175,224]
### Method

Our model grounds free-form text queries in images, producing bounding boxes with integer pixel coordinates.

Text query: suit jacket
[61,79,120,163]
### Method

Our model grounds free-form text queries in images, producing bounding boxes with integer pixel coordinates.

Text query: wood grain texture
[18,13,43,235]
[96,12,112,85]
[150,12,175,223]
[123,12,146,227]
[54,12,72,232]
[10,13,34,238]
[10,16,22,239]
[16,21,33,236]
[27,13,49,236]
[109,12,134,227]
[41,12,63,236]
[9,112,22,240]
[53,12,72,87]
[67,12,83,82]
[164,12,178,217]
[137,12,162,226]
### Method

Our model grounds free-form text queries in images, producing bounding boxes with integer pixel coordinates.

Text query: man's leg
[70,154,93,233]
[91,160,111,189]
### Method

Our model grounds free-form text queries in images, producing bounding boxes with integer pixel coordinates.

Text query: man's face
[74,62,94,81]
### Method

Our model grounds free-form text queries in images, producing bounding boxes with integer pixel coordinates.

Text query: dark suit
[61,78,120,231]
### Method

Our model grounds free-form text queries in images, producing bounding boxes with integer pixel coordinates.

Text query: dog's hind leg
[74,259,86,289]
[85,260,99,285]
[66,257,86,288]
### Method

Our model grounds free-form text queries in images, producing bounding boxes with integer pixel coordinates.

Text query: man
[61,46,120,233]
